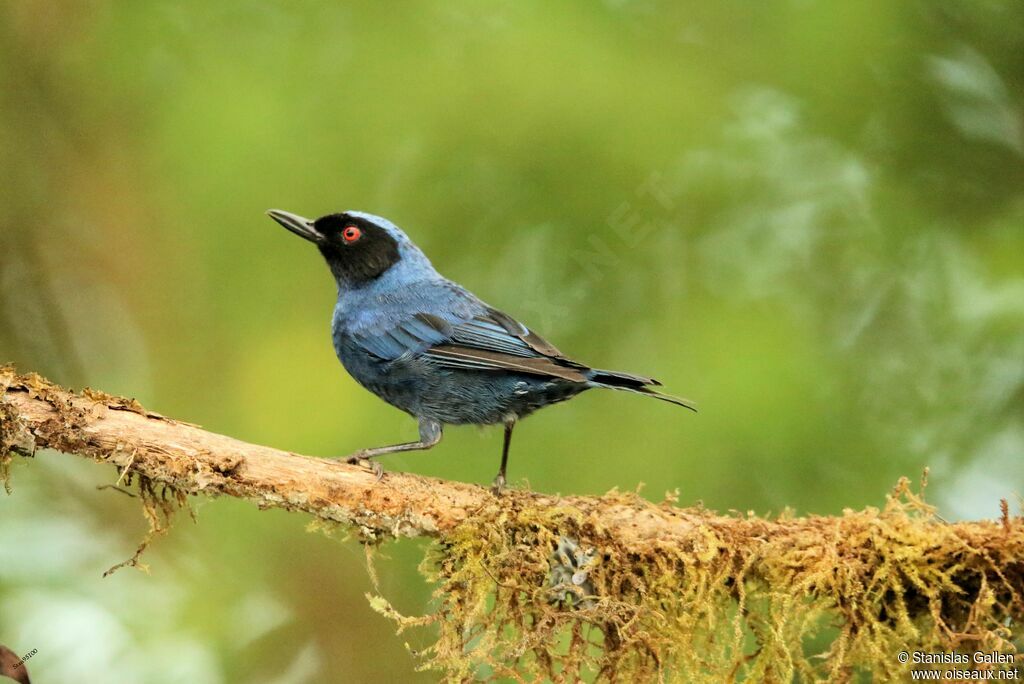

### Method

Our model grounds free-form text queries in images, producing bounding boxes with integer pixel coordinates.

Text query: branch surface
[0,366,1016,548]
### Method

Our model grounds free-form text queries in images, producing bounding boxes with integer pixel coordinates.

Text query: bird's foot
[490,472,506,496]
[346,453,384,482]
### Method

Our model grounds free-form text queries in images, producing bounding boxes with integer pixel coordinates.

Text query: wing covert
[350,306,588,382]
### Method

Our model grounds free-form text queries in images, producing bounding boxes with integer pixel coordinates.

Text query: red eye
[342,225,362,243]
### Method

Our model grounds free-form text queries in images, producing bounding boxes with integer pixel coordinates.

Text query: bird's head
[267,209,431,287]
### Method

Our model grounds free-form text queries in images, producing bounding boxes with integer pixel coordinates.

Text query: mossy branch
[2,365,1022,681]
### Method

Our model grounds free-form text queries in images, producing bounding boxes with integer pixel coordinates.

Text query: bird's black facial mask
[313,213,401,284]
[268,210,401,285]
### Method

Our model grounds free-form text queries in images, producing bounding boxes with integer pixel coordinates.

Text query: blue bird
[267,209,695,491]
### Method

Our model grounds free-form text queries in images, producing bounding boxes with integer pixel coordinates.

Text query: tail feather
[587,368,697,412]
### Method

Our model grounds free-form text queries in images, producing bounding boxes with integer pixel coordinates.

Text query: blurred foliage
[1,1,1022,681]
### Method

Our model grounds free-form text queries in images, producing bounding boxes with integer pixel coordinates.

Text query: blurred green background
[1,1,1022,681]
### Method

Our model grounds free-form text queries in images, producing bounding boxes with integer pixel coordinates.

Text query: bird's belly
[414,369,586,425]
[335,346,423,417]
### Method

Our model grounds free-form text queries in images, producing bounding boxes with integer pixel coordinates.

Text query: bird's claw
[346,454,384,482]
[490,473,507,496]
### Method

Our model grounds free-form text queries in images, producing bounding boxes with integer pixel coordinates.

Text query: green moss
[102,472,190,577]
[371,479,1023,681]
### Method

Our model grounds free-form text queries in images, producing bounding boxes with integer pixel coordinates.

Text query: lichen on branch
[1,365,1022,681]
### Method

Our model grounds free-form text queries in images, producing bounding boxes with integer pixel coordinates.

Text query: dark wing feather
[481,307,567,358]
[350,312,454,360]
[351,306,589,382]
[427,345,588,382]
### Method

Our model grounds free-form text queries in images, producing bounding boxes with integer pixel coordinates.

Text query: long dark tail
[587,369,697,412]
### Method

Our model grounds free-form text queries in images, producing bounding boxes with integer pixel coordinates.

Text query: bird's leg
[491,419,515,494]
[343,419,442,481]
